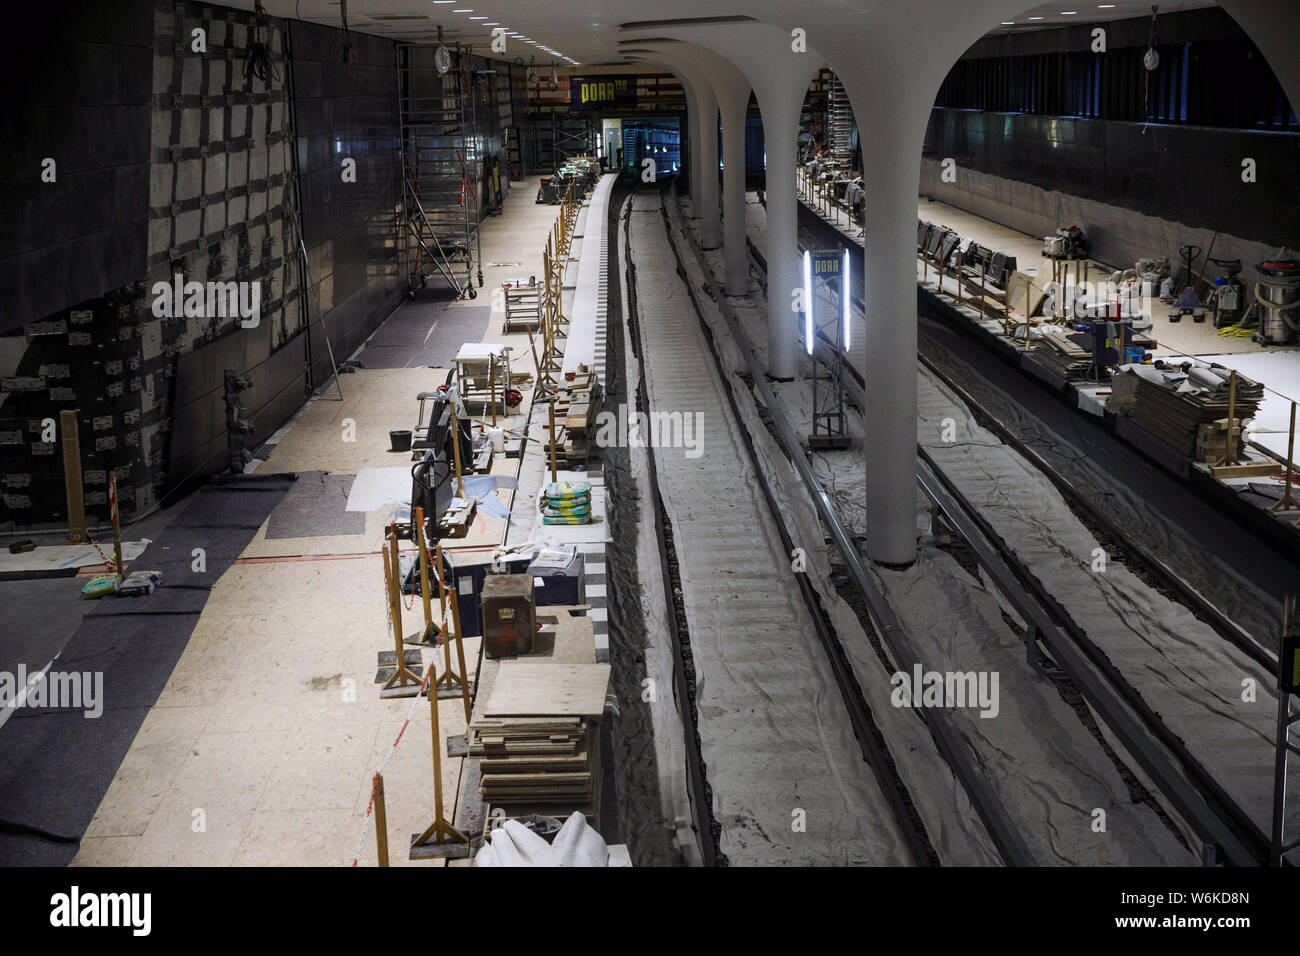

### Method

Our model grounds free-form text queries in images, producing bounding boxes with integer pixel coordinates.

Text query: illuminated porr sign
[570,75,636,111]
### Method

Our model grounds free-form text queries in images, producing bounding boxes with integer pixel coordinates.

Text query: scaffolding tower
[827,72,856,168]
[530,113,597,173]
[399,42,484,299]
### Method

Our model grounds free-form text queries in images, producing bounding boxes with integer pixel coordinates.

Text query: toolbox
[528,546,585,607]
[481,573,536,659]
[444,551,531,637]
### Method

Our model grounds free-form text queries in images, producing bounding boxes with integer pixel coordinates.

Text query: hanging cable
[1141,5,1159,133]
[340,0,354,65]
[245,0,279,85]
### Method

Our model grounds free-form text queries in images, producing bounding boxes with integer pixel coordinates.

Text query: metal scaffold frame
[398,40,485,300]
[827,72,855,167]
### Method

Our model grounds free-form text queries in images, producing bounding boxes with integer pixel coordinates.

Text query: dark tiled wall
[150,2,302,498]
[923,108,1300,249]
[0,0,153,332]
[1,0,306,530]
[289,22,403,381]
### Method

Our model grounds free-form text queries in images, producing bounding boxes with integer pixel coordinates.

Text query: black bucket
[389,429,412,452]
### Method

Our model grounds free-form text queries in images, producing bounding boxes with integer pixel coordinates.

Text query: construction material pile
[550,367,600,468]
[471,661,610,827]
[470,716,600,810]
[1109,363,1264,456]
[541,480,591,526]
[1032,331,1095,379]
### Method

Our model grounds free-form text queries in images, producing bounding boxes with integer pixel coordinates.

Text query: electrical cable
[245,0,280,85]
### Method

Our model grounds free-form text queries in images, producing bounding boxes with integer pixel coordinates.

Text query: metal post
[1271,402,1298,512]
[548,401,558,483]
[451,402,464,498]
[1271,595,1298,866]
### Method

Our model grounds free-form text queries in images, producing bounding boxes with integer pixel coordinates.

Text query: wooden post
[59,410,86,544]
[373,772,390,867]
[410,679,469,856]
[413,506,437,644]
[436,541,447,620]
[1222,370,1239,467]
[437,583,473,725]
[109,472,124,583]
[548,401,558,483]
[1272,402,1298,513]
[382,526,423,694]
[451,402,464,498]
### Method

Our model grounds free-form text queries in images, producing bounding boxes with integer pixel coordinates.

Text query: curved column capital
[621,21,822,118]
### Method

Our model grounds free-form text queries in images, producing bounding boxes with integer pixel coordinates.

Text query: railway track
[620,187,940,866]
[730,191,1286,865]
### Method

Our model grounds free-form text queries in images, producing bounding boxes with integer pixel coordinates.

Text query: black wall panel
[924,108,1300,249]
[0,0,154,330]
[289,20,403,387]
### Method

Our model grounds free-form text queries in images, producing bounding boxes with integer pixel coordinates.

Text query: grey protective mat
[265,471,364,539]
[355,301,493,369]
[0,474,295,866]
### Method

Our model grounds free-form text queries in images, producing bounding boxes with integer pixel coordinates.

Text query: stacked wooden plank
[473,661,610,824]
[1127,366,1264,456]
[1032,331,1095,379]
[551,369,600,467]
[471,717,600,807]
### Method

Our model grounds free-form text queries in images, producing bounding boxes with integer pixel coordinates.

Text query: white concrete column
[622,25,821,379]
[712,68,754,296]
[627,51,721,250]
[694,91,722,250]
[628,42,750,294]
[854,95,930,565]
[674,72,703,208]
[760,87,804,378]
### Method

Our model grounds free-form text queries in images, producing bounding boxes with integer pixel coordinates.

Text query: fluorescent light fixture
[803,250,813,355]
[1098,4,1115,7]
[470,16,487,20]
[842,249,851,351]
[1001,21,1015,24]
[1028,15,1043,20]
[1062,10,1077,14]
[453,9,472,13]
